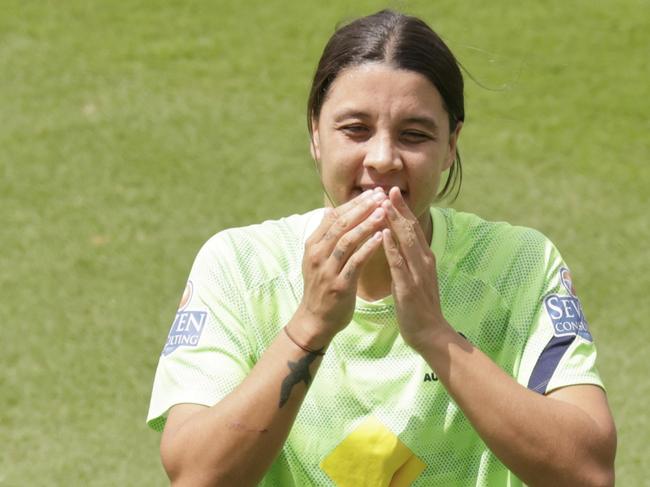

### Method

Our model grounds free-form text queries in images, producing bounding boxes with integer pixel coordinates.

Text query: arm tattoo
[278,352,319,408]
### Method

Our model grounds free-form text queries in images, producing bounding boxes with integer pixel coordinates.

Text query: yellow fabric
[320,417,426,487]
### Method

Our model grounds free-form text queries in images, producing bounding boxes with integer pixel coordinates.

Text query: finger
[308,190,375,243]
[382,198,439,286]
[334,189,379,217]
[381,228,411,285]
[339,230,383,282]
[330,206,386,271]
[318,190,386,247]
[389,187,416,221]
[381,198,425,265]
[388,187,428,245]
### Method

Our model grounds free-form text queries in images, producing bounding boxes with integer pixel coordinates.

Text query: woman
[147,10,616,486]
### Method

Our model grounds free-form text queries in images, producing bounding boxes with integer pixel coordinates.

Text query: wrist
[283,326,326,355]
[407,319,458,354]
[286,310,337,352]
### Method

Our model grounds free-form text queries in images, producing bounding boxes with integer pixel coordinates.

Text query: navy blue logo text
[544,294,592,341]
[162,310,207,356]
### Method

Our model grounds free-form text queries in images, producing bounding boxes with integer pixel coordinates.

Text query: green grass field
[1,0,648,484]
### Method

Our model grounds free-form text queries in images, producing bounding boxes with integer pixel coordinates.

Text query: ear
[309,117,321,161]
[443,121,463,171]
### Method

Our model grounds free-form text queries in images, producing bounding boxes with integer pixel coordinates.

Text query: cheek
[412,155,439,179]
[409,158,445,198]
[320,143,363,176]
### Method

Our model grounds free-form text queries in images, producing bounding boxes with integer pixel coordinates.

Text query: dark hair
[307,10,465,201]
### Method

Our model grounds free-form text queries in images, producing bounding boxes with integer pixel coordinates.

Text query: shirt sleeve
[146,233,256,432]
[515,239,604,395]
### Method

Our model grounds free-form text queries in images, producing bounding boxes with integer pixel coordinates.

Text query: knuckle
[366,217,380,231]
[405,230,416,247]
[344,267,355,280]
[356,226,371,242]
[305,247,323,265]
[338,236,350,251]
[330,280,347,295]
[336,218,349,230]
[306,255,319,269]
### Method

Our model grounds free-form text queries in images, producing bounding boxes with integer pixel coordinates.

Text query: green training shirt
[147,207,603,486]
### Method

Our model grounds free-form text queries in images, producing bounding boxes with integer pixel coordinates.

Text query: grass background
[1,0,648,484]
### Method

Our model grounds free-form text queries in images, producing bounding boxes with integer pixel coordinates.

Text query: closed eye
[339,124,370,139]
[401,131,433,143]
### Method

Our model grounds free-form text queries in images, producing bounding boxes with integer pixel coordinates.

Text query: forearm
[417,326,615,487]
[162,192,385,486]
[377,190,615,484]
[162,319,327,487]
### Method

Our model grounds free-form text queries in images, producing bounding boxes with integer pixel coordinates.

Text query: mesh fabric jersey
[147,207,603,487]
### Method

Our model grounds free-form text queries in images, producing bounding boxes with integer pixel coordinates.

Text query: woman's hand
[293,189,387,347]
[381,187,452,351]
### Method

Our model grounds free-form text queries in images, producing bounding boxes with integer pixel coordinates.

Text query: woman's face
[311,63,462,227]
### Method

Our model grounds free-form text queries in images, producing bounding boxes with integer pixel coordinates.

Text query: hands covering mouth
[356,185,407,197]
[296,185,448,354]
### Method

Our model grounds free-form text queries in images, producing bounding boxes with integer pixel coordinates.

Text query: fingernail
[372,192,386,202]
[372,208,384,219]
[373,231,382,241]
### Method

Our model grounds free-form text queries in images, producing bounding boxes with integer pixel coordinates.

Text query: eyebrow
[402,116,439,131]
[333,110,439,131]
[333,110,370,123]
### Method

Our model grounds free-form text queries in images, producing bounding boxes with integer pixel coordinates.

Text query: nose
[363,132,403,173]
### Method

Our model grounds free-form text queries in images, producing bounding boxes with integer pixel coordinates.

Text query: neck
[356,210,433,302]
[356,247,393,301]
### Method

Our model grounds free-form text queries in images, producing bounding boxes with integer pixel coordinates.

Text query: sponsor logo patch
[559,267,576,296]
[178,280,193,311]
[162,281,207,356]
[544,294,592,341]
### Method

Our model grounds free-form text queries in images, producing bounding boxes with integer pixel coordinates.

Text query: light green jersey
[147,207,603,486]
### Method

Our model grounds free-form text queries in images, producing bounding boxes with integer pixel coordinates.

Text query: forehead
[320,63,447,122]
